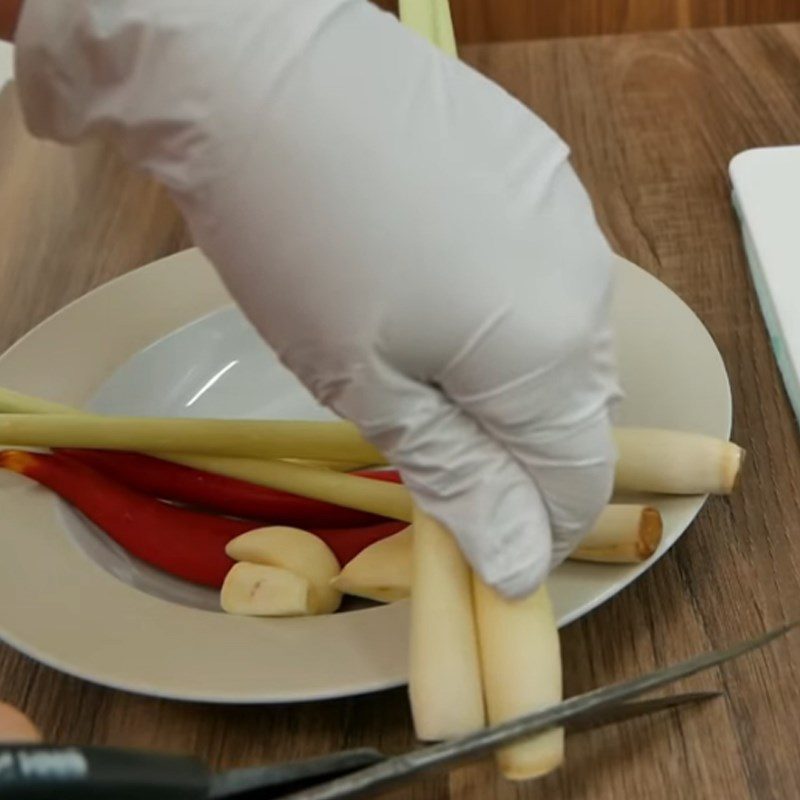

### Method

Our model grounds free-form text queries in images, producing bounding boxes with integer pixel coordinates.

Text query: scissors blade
[566,690,722,733]
[211,693,719,799]
[209,750,384,799]
[283,621,795,800]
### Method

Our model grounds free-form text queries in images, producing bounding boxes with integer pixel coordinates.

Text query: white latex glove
[14,0,620,598]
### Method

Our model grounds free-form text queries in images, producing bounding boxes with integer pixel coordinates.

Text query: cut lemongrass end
[571,505,663,563]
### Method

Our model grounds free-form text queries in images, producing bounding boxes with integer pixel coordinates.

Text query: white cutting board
[730,146,800,424]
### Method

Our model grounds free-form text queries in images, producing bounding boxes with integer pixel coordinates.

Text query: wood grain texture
[0,88,190,354]
[372,0,800,42]
[1,22,800,800]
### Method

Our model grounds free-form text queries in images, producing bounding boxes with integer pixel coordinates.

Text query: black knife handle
[0,744,210,799]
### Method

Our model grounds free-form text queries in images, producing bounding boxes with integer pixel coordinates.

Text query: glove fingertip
[480,554,551,601]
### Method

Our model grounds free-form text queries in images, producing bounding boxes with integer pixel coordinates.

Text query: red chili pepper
[0,451,407,587]
[0,450,243,587]
[354,469,402,483]
[59,448,390,528]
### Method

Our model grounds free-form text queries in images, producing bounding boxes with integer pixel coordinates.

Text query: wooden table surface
[1,22,800,800]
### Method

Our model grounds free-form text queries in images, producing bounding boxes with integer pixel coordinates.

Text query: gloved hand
[14,0,620,598]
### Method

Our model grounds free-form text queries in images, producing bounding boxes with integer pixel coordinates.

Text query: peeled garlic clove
[331,527,412,603]
[226,526,341,613]
[221,562,315,616]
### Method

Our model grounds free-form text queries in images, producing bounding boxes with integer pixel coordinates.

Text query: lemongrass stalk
[0,413,383,464]
[399,0,457,56]
[614,428,744,495]
[409,509,485,740]
[0,388,745,495]
[0,388,374,472]
[569,504,662,563]
[281,458,373,472]
[168,453,413,521]
[332,504,663,603]
[0,387,75,414]
[473,579,564,780]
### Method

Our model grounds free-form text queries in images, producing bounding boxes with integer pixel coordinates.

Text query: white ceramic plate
[0,249,731,702]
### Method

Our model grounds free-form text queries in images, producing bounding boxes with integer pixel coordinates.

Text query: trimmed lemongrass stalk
[569,504,662,563]
[0,413,383,464]
[409,508,485,741]
[614,428,744,495]
[473,579,564,780]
